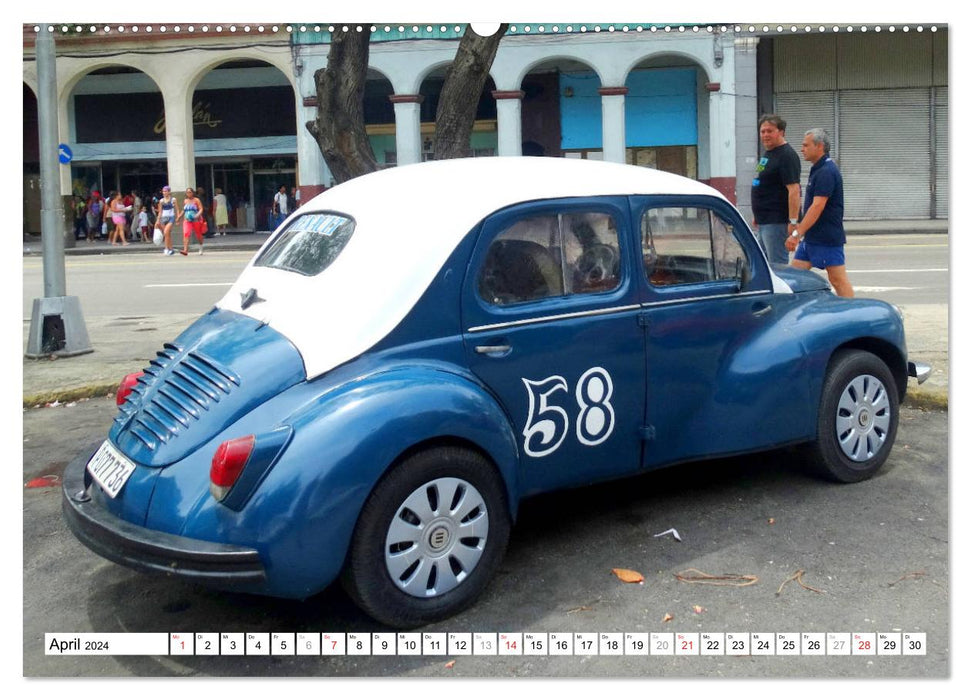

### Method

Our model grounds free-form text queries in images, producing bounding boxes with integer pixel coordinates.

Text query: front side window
[254,213,355,276]
[641,207,746,287]
[478,211,621,306]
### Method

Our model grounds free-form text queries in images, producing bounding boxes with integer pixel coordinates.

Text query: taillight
[116,372,144,406]
[210,435,256,501]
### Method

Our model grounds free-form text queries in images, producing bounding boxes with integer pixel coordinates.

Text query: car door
[462,197,647,496]
[632,195,791,468]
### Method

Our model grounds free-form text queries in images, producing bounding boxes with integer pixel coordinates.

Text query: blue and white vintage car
[64,157,929,627]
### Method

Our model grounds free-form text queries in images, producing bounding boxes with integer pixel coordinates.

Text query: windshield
[254,212,356,276]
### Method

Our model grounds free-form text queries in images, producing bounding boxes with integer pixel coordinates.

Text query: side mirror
[735,257,751,292]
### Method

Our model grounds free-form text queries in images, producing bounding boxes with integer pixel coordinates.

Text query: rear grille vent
[115,343,241,450]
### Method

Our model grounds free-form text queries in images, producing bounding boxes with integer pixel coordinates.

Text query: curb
[24,382,950,411]
[24,384,118,409]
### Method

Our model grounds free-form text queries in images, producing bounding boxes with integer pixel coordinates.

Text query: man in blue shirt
[785,128,855,298]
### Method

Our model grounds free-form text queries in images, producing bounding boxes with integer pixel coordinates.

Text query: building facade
[22,23,948,235]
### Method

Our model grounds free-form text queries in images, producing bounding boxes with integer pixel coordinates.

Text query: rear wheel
[810,350,899,483]
[342,447,511,628]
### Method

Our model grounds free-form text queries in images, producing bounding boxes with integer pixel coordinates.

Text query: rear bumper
[62,443,266,587]
[908,361,932,385]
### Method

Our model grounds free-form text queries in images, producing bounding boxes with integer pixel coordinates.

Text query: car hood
[109,308,306,467]
[770,266,833,294]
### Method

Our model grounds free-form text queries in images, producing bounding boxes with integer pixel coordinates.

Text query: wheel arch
[828,337,908,402]
[376,435,518,523]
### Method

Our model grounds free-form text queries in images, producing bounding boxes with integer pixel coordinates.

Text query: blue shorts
[794,241,846,269]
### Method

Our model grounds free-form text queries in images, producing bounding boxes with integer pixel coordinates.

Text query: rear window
[254,213,355,276]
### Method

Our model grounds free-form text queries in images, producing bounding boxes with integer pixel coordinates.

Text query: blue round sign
[58,144,73,164]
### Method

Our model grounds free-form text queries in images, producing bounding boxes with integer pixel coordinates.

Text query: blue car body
[63,158,921,618]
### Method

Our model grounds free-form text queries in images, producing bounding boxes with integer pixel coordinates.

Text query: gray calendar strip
[45,632,927,656]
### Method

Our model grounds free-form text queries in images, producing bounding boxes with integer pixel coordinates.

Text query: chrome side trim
[639,289,769,308]
[466,290,771,333]
[467,304,642,333]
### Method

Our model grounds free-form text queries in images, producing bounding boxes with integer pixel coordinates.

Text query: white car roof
[217,157,729,379]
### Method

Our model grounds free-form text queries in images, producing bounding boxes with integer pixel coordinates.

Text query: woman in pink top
[107,192,129,246]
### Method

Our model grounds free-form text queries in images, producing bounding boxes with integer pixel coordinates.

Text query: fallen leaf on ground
[767,518,776,525]
[692,605,706,614]
[444,660,455,669]
[662,613,674,623]
[612,568,644,584]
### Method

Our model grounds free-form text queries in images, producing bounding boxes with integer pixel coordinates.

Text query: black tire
[342,447,511,628]
[809,350,899,483]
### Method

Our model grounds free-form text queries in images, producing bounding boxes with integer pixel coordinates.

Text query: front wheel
[342,447,511,628]
[810,350,899,483]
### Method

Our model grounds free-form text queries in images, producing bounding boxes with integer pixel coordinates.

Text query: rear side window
[478,211,621,306]
[254,213,355,276]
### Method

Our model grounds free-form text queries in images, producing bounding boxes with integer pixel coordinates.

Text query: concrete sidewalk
[23,230,270,257]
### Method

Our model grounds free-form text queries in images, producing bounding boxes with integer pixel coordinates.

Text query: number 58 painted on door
[522,367,615,457]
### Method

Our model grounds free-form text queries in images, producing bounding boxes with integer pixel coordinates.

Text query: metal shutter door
[774,91,836,197]
[839,89,931,219]
[934,89,948,219]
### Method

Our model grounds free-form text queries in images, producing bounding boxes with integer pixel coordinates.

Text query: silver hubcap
[836,374,892,462]
[385,477,489,598]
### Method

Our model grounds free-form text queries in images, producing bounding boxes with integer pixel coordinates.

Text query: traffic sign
[58,144,73,164]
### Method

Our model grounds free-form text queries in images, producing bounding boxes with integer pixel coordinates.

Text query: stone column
[598,87,628,164]
[734,36,760,220]
[297,95,333,202]
[161,87,195,192]
[390,94,424,166]
[706,80,737,203]
[492,90,524,157]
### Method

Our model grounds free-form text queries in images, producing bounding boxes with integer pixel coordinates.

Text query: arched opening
[360,70,396,166]
[520,57,600,159]
[67,64,166,209]
[417,67,497,160]
[191,59,296,231]
[624,54,712,180]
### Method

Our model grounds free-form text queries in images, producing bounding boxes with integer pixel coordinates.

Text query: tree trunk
[306,28,379,185]
[433,24,508,160]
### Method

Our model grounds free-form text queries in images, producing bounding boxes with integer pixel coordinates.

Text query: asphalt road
[23,397,948,679]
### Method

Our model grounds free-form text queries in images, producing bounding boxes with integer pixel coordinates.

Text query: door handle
[475,344,511,355]
[752,303,773,318]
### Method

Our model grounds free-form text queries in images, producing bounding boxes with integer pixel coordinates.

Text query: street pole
[25,24,92,358]
[37,24,65,297]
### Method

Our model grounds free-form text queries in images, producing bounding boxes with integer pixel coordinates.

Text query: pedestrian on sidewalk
[155,186,177,255]
[85,190,103,241]
[787,128,854,298]
[272,185,289,229]
[107,192,130,247]
[137,206,151,242]
[72,195,87,240]
[751,114,801,265]
[213,187,229,235]
[177,187,205,255]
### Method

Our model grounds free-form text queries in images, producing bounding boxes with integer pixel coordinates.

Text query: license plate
[86,440,137,499]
